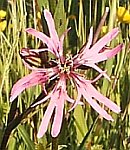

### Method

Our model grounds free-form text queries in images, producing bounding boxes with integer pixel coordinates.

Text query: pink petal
[71,73,119,121]
[81,87,114,121]
[37,100,56,138]
[102,44,123,59]
[10,71,48,102]
[86,83,121,113]
[25,28,50,44]
[68,88,82,111]
[72,75,114,120]
[83,63,110,80]
[75,27,93,61]
[91,44,123,63]
[85,27,93,49]
[59,28,71,63]
[90,28,119,53]
[91,73,105,83]
[51,89,65,137]
[25,28,58,56]
[44,9,59,48]
[65,91,83,105]
[79,28,120,61]
[31,92,53,107]
[37,75,66,137]
[33,74,66,107]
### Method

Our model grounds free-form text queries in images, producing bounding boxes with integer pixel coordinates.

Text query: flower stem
[52,136,58,150]
[0,92,45,150]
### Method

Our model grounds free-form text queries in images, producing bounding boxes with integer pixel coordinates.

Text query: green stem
[0,92,45,149]
[77,117,98,150]
[52,136,58,150]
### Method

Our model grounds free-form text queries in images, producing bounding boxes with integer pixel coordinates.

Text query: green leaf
[48,0,57,14]
[74,105,87,144]
[17,125,35,150]
[0,0,8,9]
[8,136,17,150]
[54,0,66,36]
[37,0,49,10]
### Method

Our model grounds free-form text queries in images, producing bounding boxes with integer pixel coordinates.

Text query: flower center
[60,62,71,74]
[58,57,74,74]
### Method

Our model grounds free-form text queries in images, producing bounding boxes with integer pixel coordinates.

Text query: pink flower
[10,9,123,138]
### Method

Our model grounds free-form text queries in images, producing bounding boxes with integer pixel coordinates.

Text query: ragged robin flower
[10,9,123,138]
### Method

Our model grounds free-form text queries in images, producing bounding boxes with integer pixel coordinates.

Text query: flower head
[10,9,123,138]
[0,10,6,19]
[0,10,7,32]
[0,20,7,32]
[117,6,130,23]
[101,26,108,35]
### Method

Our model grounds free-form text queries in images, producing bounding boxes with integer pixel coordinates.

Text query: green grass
[0,0,130,149]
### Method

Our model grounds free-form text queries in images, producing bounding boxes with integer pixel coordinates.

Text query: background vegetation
[0,0,130,149]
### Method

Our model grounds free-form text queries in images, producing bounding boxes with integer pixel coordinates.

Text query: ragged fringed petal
[71,72,120,121]
[87,44,123,64]
[36,74,67,138]
[100,44,123,60]
[86,83,121,113]
[10,71,48,102]
[59,28,71,63]
[76,73,120,113]
[78,28,120,61]
[34,83,64,138]
[59,28,71,51]
[68,87,82,112]
[81,87,114,121]
[84,27,93,49]
[64,91,83,105]
[37,99,56,138]
[51,89,65,137]
[83,63,110,80]
[31,91,53,107]
[25,28,50,45]
[32,74,67,108]
[44,9,59,48]
[90,28,119,53]
[25,28,59,57]
[72,27,93,64]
